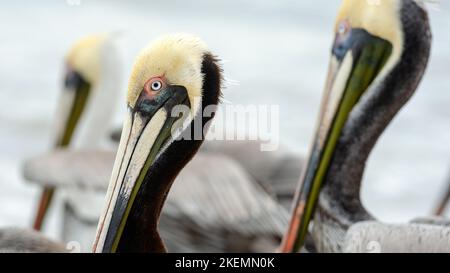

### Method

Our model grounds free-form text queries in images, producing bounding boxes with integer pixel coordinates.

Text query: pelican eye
[337,20,350,36]
[151,80,163,91]
[333,20,352,60]
[144,77,166,94]
[338,24,346,35]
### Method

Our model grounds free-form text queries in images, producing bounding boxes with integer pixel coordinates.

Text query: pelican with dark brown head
[280,0,446,253]
[92,34,223,253]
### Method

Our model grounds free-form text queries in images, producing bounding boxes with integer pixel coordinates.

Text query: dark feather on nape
[201,52,224,105]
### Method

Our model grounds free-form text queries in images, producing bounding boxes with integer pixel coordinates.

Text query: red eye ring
[144,76,167,95]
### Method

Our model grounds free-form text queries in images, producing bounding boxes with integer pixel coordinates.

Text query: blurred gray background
[0,0,449,241]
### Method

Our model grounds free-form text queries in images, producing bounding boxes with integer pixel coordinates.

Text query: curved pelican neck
[115,53,222,253]
[316,0,431,238]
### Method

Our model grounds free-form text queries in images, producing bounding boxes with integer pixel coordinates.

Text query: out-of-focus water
[0,0,449,242]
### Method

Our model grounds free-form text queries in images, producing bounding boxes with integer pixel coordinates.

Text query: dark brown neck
[116,53,222,252]
[320,0,431,226]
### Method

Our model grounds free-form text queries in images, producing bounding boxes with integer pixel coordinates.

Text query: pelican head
[53,33,122,148]
[93,34,222,253]
[281,0,431,252]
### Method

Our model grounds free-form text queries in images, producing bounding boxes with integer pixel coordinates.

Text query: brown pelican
[0,34,122,253]
[92,33,224,252]
[31,33,123,230]
[280,0,450,253]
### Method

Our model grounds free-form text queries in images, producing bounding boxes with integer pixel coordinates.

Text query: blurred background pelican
[279,0,450,253]
[0,0,450,251]
[29,33,123,232]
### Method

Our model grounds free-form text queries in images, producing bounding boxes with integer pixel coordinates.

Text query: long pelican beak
[281,24,393,252]
[53,66,92,147]
[92,84,190,253]
[33,66,91,231]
